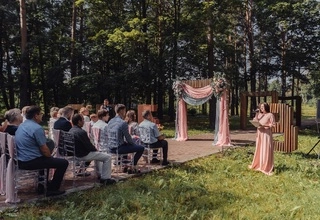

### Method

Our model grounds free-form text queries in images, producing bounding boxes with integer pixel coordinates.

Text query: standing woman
[249,102,275,175]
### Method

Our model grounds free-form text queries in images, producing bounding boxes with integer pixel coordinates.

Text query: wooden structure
[278,96,302,127]
[184,79,212,88]
[240,91,302,129]
[240,91,279,129]
[269,103,299,153]
[137,104,158,124]
[67,104,84,113]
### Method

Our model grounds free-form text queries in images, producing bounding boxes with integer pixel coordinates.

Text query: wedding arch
[173,79,214,141]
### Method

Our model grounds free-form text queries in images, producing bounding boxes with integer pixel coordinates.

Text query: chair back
[91,127,101,151]
[0,132,7,195]
[139,127,151,144]
[59,131,75,157]
[107,129,119,151]
[5,134,20,203]
[52,128,61,157]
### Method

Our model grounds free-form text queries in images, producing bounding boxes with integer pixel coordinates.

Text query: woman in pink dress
[249,102,275,175]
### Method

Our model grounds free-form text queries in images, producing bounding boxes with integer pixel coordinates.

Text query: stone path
[0,130,257,210]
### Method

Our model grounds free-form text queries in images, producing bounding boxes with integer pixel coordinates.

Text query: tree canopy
[0,0,319,119]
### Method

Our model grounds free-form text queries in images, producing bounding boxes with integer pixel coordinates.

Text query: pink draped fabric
[249,113,275,175]
[84,122,92,138]
[175,83,214,141]
[92,127,101,150]
[0,132,6,195]
[214,91,232,146]
[176,99,188,141]
[183,84,213,99]
[5,134,20,203]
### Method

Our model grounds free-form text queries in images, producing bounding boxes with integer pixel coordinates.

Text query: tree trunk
[246,0,257,110]
[19,0,31,108]
[206,0,215,129]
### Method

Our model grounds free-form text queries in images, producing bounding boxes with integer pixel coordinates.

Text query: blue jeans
[111,143,144,165]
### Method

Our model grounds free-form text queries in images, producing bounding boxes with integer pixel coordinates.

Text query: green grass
[1,105,320,219]
[3,133,320,219]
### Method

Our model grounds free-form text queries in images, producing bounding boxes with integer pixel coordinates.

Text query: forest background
[0,0,319,127]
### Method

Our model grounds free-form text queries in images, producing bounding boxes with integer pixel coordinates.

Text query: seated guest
[125,110,140,145]
[21,105,30,122]
[54,106,74,131]
[49,107,59,123]
[0,119,8,132]
[69,114,116,185]
[139,110,169,166]
[125,110,139,137]
[92,109,109,151]
[107,104,144,173]
[79,107,90,123]
[90,113,98,126]
[48,107,59,138]
[4,108,23,135]
[86,105,93,113]
[15,105,69,196]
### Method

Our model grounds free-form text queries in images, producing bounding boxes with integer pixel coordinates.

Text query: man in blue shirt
[107,104,144,173]
[139,110,169,166]
[15,105,69,197]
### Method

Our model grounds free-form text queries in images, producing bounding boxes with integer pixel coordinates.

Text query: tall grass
[1,105,320,219]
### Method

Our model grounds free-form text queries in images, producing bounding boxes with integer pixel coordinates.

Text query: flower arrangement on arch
[211,74,228,98]
[172,80,184,98]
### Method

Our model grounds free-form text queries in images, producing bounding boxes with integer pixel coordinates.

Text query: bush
[188,108,197,116]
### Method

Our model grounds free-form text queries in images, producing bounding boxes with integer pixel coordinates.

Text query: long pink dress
[249,112,275,175]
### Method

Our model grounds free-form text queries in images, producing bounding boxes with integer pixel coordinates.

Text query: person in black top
[69,114,116,185]
[4,108,23,135]
[100,99,115,122]
[53,106,74,131]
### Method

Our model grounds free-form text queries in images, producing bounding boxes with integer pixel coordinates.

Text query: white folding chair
[139,127,162,167]
[5,134,47,204]
[107,130,133,173]
[0,132,7,195]
[91,127,109,152]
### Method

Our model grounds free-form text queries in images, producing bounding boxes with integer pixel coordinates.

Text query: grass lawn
[1,105,320,219]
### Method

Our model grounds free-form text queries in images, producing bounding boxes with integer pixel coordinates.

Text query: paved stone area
[0,130,257,210]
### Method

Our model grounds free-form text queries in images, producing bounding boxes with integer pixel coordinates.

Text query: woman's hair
[79,107,88,114]
[4,108,21,123]
[125,110,136,123]
[97,109,109,119]
[50,107,59,118]
[260,102,270,113]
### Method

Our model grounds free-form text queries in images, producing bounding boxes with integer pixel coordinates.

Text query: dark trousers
[18,157,69,191]
[150,140,168,162]
[111,143,144,165]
